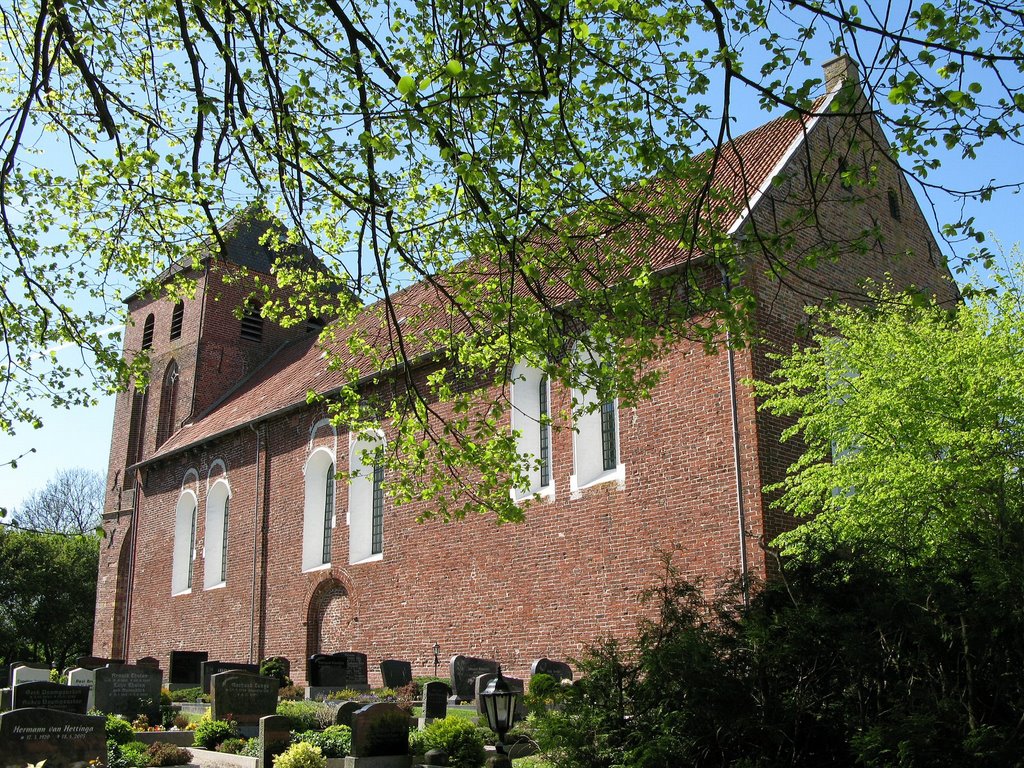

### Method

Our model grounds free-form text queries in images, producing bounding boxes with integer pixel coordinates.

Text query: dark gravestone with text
[11,681,89,714]
[259,714,291,768]
[211,671,279,736]
[423,681,449,721]
[350,702,409,758]
[379,659,413,689]
[135,656,160,670]
[201,661,259,693]
[76,655,124,671]
[308,652,369,688]
[168,650,208,685]
[0,708,105,768]
[449,655,499,702]
[94,664,162,724]
[530,657,573,682]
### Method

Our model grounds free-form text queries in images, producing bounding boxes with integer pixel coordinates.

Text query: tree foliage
[0,525,99,670]
[0,0,1022,519]
[10,467,105,535]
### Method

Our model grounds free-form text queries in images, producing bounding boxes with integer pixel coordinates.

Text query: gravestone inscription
[94,664,162,723]
[308,652,369,688]
[0,707,105,768]
[350,702,410,758]
[379,659,413,689]
[530,658,573,682]
[423,681,449,721]
[168,650,208,685]
[201,661,259,693]
[67,667,96,711]
[211,671,279,736]
[449,655,499,702]
[11,681,89,714]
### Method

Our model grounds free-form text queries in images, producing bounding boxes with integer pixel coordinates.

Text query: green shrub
[166,686,208,703]
[146,741,194,766]
[105,714,135,745]
[192,718,239,749]
[294,725,352,758]
[260,656,294,688]
[273,741,327,768]
[276,699,327,731]
[216,737,248,754]
[409,715,486,768]
[241,737,264,757]
[117,740,149,768]
[525,673,559,717]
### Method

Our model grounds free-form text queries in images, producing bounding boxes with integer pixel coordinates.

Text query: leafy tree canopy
[0,0,1022,519]
[756,260,1024,565]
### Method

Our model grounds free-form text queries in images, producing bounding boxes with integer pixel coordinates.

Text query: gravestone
[0,688,9,711]
[11,681,89,714]
[335,700,362,727]
[0,707,105,768]
[7,661,47,687]
[201,660,259,693]
[93,664,162,723]
[135,656,160,670]
[448,655,499,703]
[307,652,369,696]
[259,714,291,768]
[211,671,279,737]
[422,681,449,722]
[380,659,413,689]
[530,658,573,682]
[349,702,410,758]
[76,655,124,671]
[473,673,525,723]
[11,665,51,687]
[168,650,208,686]
[67,667,96,711]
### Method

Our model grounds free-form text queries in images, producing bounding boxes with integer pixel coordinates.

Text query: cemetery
[0,653,569,768]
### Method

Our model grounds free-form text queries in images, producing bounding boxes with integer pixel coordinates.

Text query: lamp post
[433,642,440,677]
[480,666,517,768]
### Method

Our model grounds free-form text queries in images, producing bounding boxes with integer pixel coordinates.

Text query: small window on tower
[888,189,902,221]
[169,302,184,340]
[141,314,155,350]
[240,302,264,342]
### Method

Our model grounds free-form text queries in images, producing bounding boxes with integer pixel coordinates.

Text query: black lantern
[480,666,517,755]
[433,642,441,677]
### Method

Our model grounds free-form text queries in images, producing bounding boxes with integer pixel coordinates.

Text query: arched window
[171,490,199,594]
[349,432,385,564]
[157,361,180,446]
[571,347,623,495]
[302,448,336,571]
[141,314,155,350]
[204,479,231,589]
[511,361,553,500]
[127,386,149,470]
[169,301,184,340]
[240,302,264,342]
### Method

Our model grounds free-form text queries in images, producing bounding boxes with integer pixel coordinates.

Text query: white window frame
[171,489,199,595]
[570,347,625,498]
[349,431,385,565]
[510,361,555,501]
[302,447,336,572]
[203,478,231,589]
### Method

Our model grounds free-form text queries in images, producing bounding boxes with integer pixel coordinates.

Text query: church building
[92,58,957,686]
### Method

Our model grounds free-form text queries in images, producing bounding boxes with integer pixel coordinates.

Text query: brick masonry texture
[93,73,959,686]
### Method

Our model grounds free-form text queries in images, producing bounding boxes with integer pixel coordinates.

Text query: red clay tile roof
[146,98,829,464]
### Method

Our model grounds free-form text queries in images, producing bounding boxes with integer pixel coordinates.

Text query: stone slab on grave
[335,700,362,727]
[211,671,279,738]
[6,661,48,687]
[11,665,51,687]
[67,667,96,711]
[94,663,162,724]
[259,714,291,768]
[379,659,413,689]
[0,688,9,712]
[168,649,208,686]
[11,681,89,714]
[307,652,370,698]
[135,656,161,670]
[348,702,411,765]
[75,655,124,671]
[0,707,106,768]
[473,673,525,723]
[422,681,449,723]
[201,660,260,693]
[530,657,573,682]
[448,655,499,703]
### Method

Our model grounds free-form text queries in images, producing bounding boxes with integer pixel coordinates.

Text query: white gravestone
[67,667,96,711]
[12,665,51,686]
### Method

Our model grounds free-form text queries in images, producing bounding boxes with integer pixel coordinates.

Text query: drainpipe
[248,422,261,663]
[721,266,751,609]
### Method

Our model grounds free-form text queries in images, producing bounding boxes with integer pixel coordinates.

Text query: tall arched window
[349,432,385,564]
[171,490,199,594]
[127,386,149,471]
[302,448,336,571]
[570,346,623,495]
[141,314,155,350]
[157,361,180,446]
[511,361,553,500]
[169,301,184,340]
[204,479,231,589]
